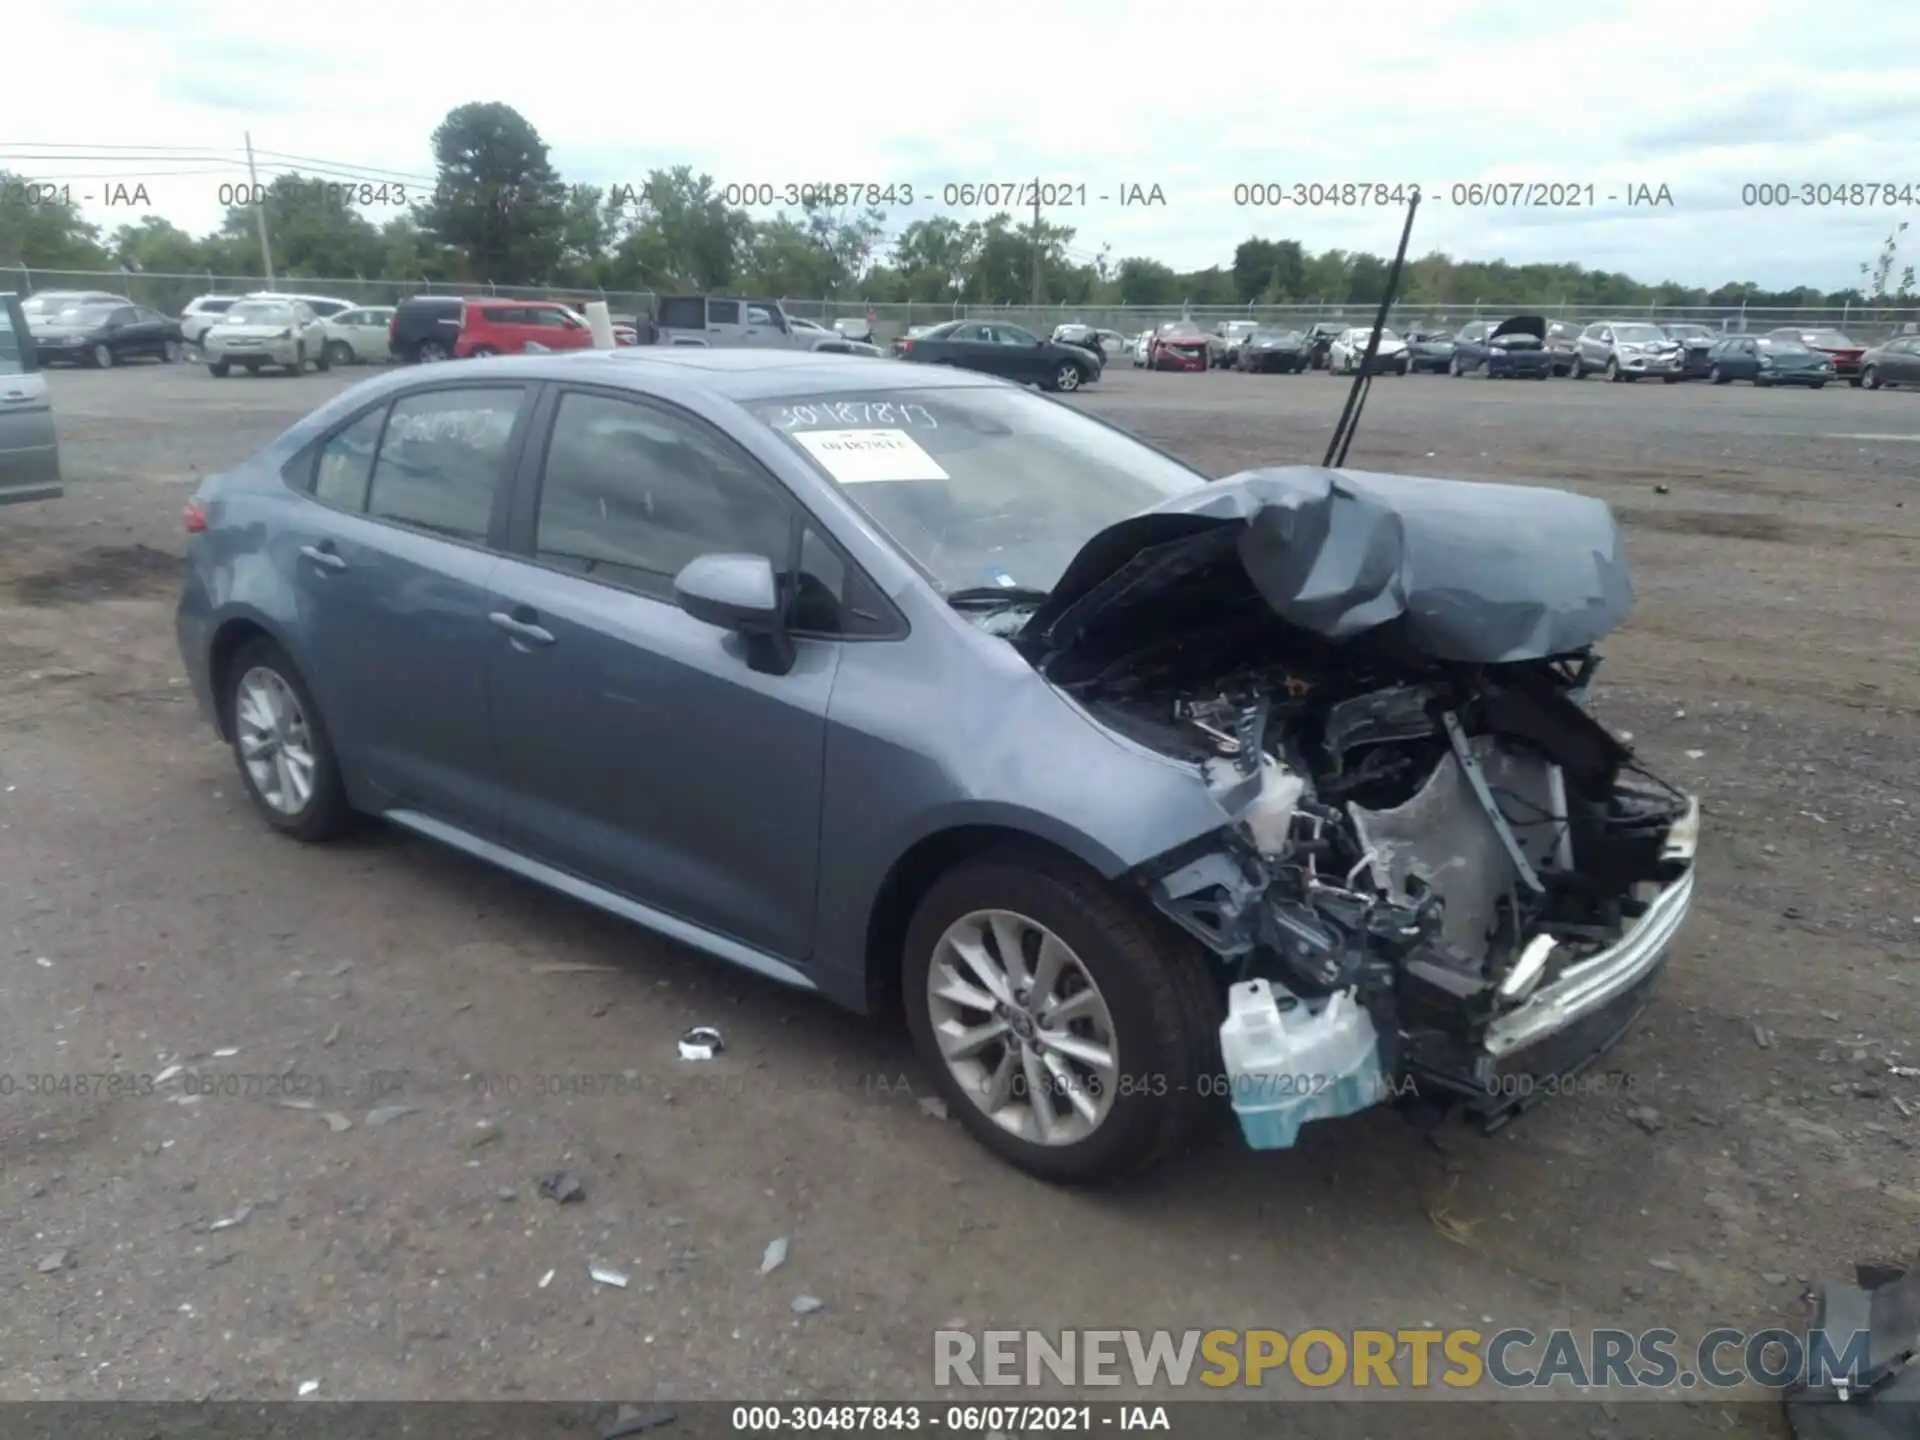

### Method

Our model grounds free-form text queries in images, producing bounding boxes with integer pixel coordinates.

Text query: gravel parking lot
[3,359,1916,1430]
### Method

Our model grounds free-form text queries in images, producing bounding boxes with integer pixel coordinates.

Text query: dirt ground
[2,358,1916,1435]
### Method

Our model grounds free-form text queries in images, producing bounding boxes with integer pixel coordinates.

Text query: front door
[0,295,60,503]
[484,384,837,960]
[288,382,535,833]
[988,324,1051,382]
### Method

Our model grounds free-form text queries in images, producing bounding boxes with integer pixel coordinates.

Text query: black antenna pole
[1323,187,1422,469]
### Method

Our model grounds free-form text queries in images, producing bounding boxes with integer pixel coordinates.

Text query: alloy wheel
[925,908,1119,1147]
[234,667,317,816]
[1055,363,1081,391]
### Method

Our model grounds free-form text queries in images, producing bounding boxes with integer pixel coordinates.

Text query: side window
[312,405,388,511]
[482,307,519,324]
[335,309,364,327]
[0,298,37,375]
[951,324,989,342]
[658,296,705,329]
[365,387,524,541]
[745,304,786,330]
[707,299,741,326]
[534,391,793,599]
[113,306,137,325]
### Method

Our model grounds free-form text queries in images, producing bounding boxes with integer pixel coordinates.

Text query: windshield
[1802,330,1854,347]
[1758,338,1808,354]
[226,302,295,325]
[1614,324,1666,343]
[748,386,1204,594]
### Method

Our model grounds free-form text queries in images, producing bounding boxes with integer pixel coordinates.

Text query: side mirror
[673,553,794,674]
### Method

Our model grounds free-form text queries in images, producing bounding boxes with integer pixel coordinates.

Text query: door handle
[489,611,555,646]
[299,544,346,571]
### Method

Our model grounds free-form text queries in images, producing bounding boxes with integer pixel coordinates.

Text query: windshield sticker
[792,428,949,484]
[771,400,938,430]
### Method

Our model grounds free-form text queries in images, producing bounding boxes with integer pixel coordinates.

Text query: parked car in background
[0,292,61,504]
[1447,316,1552,379]
[455,300,596,358]
[28,302,184,367]
[1328,326,1409,375]
[1301,321,1348,370]
[22,289,130,325]
[180,295,242,348]
[1544,319,1584,375]
[831,316,876,345]
[1572,322,1683,382]
[1211,319,1260,368]
[203,298,330,376]
[1404,329,1455,373]
[1129,331,1153,367]
[246,291,355,320]
[788,316,832,340]
[1705,335,1833,388]
[1053,324,1128,358]
[1234,327,1308,373]
[389,296,466,363]
[1146,320,1211,372]
[894,319,1098,391]
[810,338,887,357]
[1861,334,1920,389]
[174,349,1698,1182]
[320,306,397,365]
[654,296,827,350]
[1766,327,1865,385]
[1660,322,1718,379]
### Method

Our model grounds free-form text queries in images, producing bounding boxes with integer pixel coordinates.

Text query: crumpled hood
[1489,314,1546,342]
[1018,466,1633,666]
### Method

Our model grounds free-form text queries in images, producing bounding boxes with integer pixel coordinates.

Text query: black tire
[1396,359,1409,376]
[1478,359,1492,379]
[1052,361,1083,392]
[418,339,451,363]
[1604,357,1622,382]
[1663,375,1681,384]
[1448,354,1463,377]
[244,359,263,375]
[1848,375,1864,388]
[91,342,115,369]
[471,344,499,358]
[222,638,353,843]
[1811,381,1827,390]
[324,340,353,366]
[162,339,182,363]
[314,347,332,373]
[902,848,1222,1185]
[208,360,231,377]
[1863,365,1880,390]
[1709,365,1727,384]
[1570,356,1585,379]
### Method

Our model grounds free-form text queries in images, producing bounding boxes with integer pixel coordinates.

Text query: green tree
[214,172,386,278]
[614,167,751,291]
[1862,222,1916,302]
[419,102,566,282]
[0,169,111,269]
[1114,256,1179,305]
[111,216,208,274]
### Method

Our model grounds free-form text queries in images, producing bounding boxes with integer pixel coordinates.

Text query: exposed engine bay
[1040,586,1698,1128]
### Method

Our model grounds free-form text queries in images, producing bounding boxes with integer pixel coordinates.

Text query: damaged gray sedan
[176,350,1697,1185]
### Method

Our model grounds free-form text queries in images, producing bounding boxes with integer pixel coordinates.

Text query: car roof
[396,347,1010,401]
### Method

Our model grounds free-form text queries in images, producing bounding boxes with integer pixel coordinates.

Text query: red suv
[451,299,596,357]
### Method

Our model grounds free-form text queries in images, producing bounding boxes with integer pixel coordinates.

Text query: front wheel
[1863,366,1881,389]
[208,360,231,377]
[324,340,353,366]
[903,850,1221,1185]
[1810,381,1827,390]
[418,340,450,363]
[1709,365,1727,384]
[1604,358,1622,382]
[1051,362,1082,391]
[224,639,353,842]
[1448,354,1463,377]
[92,343,115,369]
[162,339,183,363]
[1569,356,1585,379]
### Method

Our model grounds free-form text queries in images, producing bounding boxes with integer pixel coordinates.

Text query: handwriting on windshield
[771,401,938,430]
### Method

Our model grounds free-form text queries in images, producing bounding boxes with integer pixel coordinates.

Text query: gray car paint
[0,293,62,504]
[176,351,1242,1013]
[1024,465,1633,667]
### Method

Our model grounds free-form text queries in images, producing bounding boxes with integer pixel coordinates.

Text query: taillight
[898,339,913,354]
[183,500,207,533]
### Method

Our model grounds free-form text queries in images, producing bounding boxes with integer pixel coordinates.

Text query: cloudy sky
[15,0,1920,291]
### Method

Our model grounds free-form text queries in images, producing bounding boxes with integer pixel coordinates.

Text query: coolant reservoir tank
[1218,978,1388,1149]
[1242,755,1305,857]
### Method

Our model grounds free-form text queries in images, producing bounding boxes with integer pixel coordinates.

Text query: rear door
[282,381,536,833]
[0,295,60,503]
[1887,337,1920,383]
[483,383,842,960]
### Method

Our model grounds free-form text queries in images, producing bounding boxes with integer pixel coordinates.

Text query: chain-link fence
[9,266,1919,345]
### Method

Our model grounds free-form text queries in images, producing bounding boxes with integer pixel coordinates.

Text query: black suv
[389,296,465,363]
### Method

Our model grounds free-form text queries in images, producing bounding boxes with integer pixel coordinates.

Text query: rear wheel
[92,342,115,369]
[903,849,1221,1185]
[1811,381,1827,390]
[324,340,354,366]
[1863,365,1881,389]
[224,639,353,842]
[418,339,450,363]
[162,339,183,363]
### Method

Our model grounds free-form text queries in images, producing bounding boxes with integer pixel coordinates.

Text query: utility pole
[1029,182,1043,307]
[245,130,275,288]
